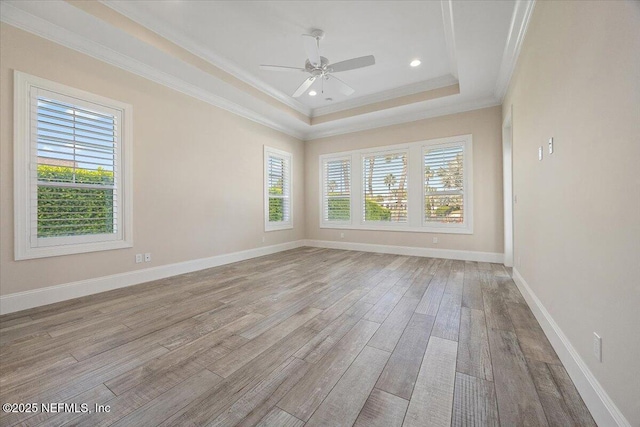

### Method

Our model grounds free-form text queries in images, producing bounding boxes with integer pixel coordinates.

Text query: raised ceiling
[0,0,535,140]
[108,1,454,111]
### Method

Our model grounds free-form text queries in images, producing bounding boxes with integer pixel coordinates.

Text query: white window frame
[318,134,473,234]
[361,147,410,228]
[264,146,293,231]
[421,138,473,233]
[14,71,133,260]
[319,154,352,227]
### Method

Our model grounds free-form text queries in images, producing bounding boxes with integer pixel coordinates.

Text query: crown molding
[0,1,305,140]
[3,1,511,144]
[311,74,458,117]
[304,96,500,141]
[100,0,311,118]
[440,0,459,79]
[494,0,536,101]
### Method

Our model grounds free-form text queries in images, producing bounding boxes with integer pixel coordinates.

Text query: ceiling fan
[260,29,375,98]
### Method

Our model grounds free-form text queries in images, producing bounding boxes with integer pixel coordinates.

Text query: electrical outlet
[432,237,438,244]
[593,333,602,362]
[144,253,151,262]
[135,254,142,264]
[340,232,344,239]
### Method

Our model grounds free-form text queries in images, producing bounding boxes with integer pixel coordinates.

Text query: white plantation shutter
[322,157,351,222]
[32,88,123,247]
[362,151,408,223]
[14,71,132,260]
[265,147,292,230]
[424,144,465,224]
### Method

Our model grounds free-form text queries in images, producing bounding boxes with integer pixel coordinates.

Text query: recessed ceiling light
[308,90,317,96]
[410,59,421,67]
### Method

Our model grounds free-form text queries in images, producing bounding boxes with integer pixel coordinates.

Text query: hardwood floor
[0,248,596,427]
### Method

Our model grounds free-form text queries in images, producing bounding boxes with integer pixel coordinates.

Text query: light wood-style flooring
[0,248,596,426]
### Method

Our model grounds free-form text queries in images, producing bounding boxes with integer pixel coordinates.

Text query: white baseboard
[304,239,504,263]
[0,240,305,315]
[512,268,631,427]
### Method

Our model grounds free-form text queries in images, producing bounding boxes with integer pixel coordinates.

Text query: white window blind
[424,144,465,224]
[362,151,408,223]
[264,147,292,230]
[14,71,132,260]
[34,90,120,243]
[322,157,351,222]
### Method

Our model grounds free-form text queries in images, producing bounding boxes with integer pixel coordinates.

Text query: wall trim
[306,96,500,141]
[440,0,459,79]
[0,2,506,142]
[304,239,503,263]
[0,240,305,315]
[100,0,311,118]
[494,0,536,101]
[0,1,306,140]
[512,268,631,427]
[312,75,459,118]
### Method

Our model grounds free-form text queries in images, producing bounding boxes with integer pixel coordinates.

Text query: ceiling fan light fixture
[262,30,375,98]
[410,59,422,67]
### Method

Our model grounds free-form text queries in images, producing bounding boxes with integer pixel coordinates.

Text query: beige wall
[503,1,640,424]
[0,24,305,296]
[305,106,504,255]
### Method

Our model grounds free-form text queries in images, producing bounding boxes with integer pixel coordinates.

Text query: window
[424,144,465,224]
[14,71,133,260]
[321,156,351,224]
[318,135,472,234]
[264,146,292,231]
[363,151,408,223]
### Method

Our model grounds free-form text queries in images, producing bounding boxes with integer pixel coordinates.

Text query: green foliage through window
[364,198,391,221]
[269,197,284,222]
[327,198,350,221]
[37,165,115,238]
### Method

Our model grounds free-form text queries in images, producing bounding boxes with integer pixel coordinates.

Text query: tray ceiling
[0,0,535,140]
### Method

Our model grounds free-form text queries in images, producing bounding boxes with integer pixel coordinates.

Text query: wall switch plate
[262,236,265,243]
[432,237,438,244]
[593,332,602,362]
[538,146,543,161]
[340,232,345,238]
[548,137,554,154]
[135,254,143,264]
[144,253,151,262]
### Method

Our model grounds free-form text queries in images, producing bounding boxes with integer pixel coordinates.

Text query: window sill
[15,239,133,261]
[320,223,473,235]
[265,223,294,232]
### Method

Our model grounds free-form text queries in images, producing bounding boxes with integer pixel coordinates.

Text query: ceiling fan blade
[328,75,355,96]
[302,34,321,67]
[292,76,316,97]
[329,55,375,73]
[260,65,306,72]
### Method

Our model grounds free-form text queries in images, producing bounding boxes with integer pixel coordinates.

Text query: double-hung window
[423,143,467,227]
[321,156,351,225]
[264,146,292,231]
[14,71,133,260]
[362,150,408,224]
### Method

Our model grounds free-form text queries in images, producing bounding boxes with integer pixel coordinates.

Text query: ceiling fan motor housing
[305,56,330,75]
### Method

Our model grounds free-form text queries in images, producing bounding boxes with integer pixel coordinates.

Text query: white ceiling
[0,0,535,140]
[107,1,453,110]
